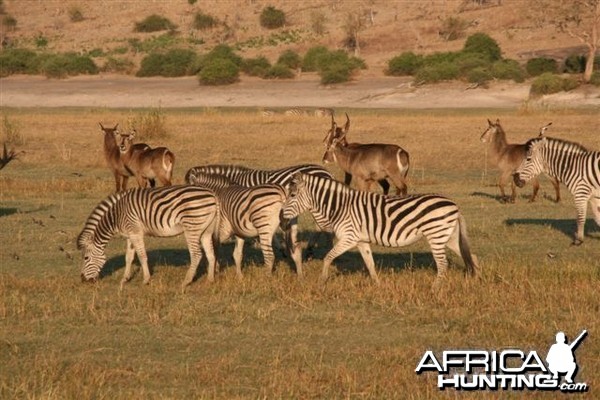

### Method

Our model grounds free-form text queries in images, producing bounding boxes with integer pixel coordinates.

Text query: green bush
[242,56,271,77]
[530,73,579,96]
[302,46,329,72]
[260,6,286,29]
[198,58,239,85]
[137,48,197,77]
[40,53,99,78]
[386,52,424,76]
[320,62,353,84]
[491,59,525,82]
[0,48,38,76]
[563,54,586,74]
[193,11,217,30]
[414,62,460,83]
[463,33,501,61]
[102,57,135,74]
[454,52,490,75]
[526,57,557,76]
[264,63,295,79]
[134,14,177,33]
[466,67,493,84]
[421,51,461,67]
[205,44,242,66]
[277,49,301,69]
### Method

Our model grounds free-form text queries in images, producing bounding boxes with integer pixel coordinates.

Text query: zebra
[314,107,334,118]
[282,173,480,288]
[284,108,306,116]
[514,136,600,245]
[185,164,335,259]
[77,185,220,290]
[187,172,302,278]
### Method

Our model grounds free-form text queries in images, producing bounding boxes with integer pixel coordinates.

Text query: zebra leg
[200,231,216,283]
[288,225,304,279]
[258,231,275,275]
[550,176,561,203]
[572,195,591,245]
[356,242,381,285]
[120,239,136,288]
[529,177,540,203]
[182,230,204,288]
[427,238,450,290]
[232,236,245,279]
[321,238,356,285]
[590,195,600,226]
[129,235,151,284]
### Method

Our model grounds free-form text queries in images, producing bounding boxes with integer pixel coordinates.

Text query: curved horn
[324,114,337,143]
[343,113,350,133]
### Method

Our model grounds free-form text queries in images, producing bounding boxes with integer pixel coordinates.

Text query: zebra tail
[458,214,480,276]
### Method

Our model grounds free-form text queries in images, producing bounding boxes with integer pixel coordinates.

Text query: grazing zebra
[284,108,306,116]
[314,107,334,118]
[514,137,600,245]
[187,172,302,278]
[282,173,480,288]
[77,186,220,289]
[185,163,334,260]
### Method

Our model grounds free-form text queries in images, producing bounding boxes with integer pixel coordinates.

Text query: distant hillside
[0,0,592,75]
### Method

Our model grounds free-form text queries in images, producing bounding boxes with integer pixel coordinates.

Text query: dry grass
[1,108,599,399]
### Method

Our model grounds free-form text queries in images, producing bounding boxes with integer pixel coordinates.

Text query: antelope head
[99,122,119,137]
[480,118,501,143]
[322,113,350,163]
[117,130,136,154]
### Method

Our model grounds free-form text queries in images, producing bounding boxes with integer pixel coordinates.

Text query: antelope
[322,113,410,195]
[98,123,150,192]
[117,130,175,188]
[480,118,560,203]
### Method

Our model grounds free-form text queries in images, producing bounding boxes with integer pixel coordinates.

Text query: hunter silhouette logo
[415,329,588,392]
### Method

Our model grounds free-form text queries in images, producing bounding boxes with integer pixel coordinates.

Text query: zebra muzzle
[513,173,525,188]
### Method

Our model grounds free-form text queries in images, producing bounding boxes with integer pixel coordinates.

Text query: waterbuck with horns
[99,123,151,192]
[322,113,410,195]
[117,130,175,188]
[480,118,560,203]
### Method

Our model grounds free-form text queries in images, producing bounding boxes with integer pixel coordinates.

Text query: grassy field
[1,107,598,399]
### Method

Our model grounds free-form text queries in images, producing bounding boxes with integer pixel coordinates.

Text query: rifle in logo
[546,330,587,384]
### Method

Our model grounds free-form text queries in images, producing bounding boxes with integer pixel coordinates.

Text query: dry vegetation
[0,108,598,398]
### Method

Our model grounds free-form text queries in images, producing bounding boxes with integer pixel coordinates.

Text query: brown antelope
[322,113,410,195]
[480,118,560,203]
[98,123,150,192]
[117,130,175,188]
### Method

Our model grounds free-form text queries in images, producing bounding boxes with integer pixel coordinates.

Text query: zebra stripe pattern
[515,136,600,245]
[185,163,334,187]
[284,108,306,116]
[282,173,480,288]
[187,173,302,278]
[77,185,220,289]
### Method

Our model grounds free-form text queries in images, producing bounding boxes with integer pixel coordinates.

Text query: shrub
[134,14,176,33]
[137,48,197,77]
[2,14,16,31]
[2,115,24,145]
[102,57,135,74]
[264,63,295,79]
[260,6,286,29]
[68,6,84,22]
[242,56,271,77]
[302,45,329,72]
[277,49,301,69]
[466,67,493,84]
[463,32,501,61]
[198,58,239,85]
[440,16,468,41]
[530,73,579,96]
[414,62,460,83]
[320,62,353,84]
[35,34,48,49]
[454,52,490,75]
[386,52,424,76]
[193,11,217,30]
[205,44,242,66]
[0,48,38,76]
[40,53,98,78]
[526,57,557,76]
[563,54,586,74]
[491,59,525,82]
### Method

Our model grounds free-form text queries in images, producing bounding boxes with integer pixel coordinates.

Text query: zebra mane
[527,136,590,154]
[76,191,125,250]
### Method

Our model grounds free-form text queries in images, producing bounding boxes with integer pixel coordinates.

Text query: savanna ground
[0,107,599,399]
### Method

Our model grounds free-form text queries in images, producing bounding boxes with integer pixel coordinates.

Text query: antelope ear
[114,123,119,130]
[495,118,500,125]
[487,118,492,125]
[99,122,105,130]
